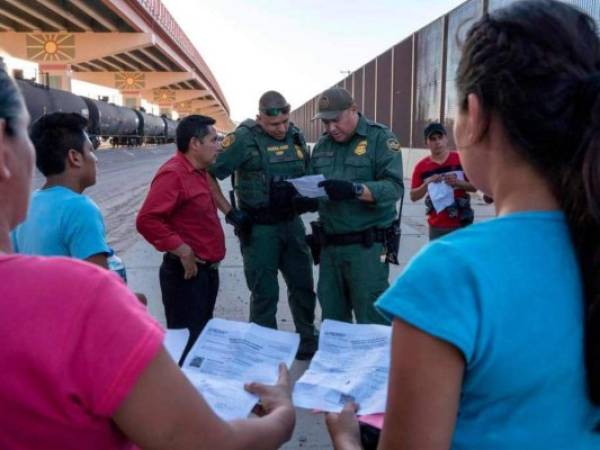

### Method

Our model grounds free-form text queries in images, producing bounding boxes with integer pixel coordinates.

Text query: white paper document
[164,328,189,363]
[292,320,391,415]
[427,171,465,213]
[428,181,454,213]
[287,174,326,198]
[181,318,300,421]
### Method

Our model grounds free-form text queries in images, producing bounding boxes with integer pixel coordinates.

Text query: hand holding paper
[293,320,391,415]
[325,402,362,450]
[245,363,293,418]
[287,175,327,198]
[427,181,454,213]
[181,318,299,421]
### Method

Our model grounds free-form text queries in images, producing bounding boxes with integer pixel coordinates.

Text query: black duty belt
[323,228,386,247]
[244,207,296,225]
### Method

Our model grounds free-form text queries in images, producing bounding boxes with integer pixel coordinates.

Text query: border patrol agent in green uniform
[309,87,404,324]
[208,91,318,359]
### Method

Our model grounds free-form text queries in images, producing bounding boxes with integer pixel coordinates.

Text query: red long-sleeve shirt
[136,152,225,262]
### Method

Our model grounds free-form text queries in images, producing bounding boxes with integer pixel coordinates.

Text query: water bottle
[107,248,127,283]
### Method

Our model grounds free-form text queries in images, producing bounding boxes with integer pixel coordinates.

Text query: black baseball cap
[424,122,447,139]
[313,87,354,120]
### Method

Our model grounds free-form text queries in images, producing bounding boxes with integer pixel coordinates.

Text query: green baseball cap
[313,87,354,120]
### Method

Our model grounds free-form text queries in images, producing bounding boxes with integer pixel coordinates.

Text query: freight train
[16,79,177,148]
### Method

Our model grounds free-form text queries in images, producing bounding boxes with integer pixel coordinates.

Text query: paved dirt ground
[32,144,495,449]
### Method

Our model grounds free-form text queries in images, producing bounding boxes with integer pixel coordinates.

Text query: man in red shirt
[411,123,476,240]
[136,115,224,363]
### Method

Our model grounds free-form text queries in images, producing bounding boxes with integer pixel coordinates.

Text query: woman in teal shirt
[327,1,600,449]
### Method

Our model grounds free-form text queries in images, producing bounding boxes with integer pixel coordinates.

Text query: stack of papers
[181,318,300,421]
[292,320,391,415]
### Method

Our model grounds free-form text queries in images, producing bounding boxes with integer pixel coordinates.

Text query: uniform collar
[354,113,369,138]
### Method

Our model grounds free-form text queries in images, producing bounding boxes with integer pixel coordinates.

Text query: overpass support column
[38,63,72,90]
[121,90,142,109]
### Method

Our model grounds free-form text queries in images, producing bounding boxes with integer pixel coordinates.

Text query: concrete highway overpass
[0,0,232,130]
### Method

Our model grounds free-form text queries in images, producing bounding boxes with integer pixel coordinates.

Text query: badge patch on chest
[354,140,367,156]
[386,138,401,152]
[295,145,304,159]
[267,145,288,156]
[221,133,235,149]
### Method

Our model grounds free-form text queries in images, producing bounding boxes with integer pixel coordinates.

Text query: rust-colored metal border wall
[291,0,600,146]
[412,18,443,149]
[391,38,413,148]
[363,59,376,120]
[443,0,483,147]
[376,50,392,126]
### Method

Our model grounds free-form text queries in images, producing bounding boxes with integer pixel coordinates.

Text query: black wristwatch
[353,183,365,198]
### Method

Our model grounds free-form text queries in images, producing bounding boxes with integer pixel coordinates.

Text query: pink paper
[358,413,385,429]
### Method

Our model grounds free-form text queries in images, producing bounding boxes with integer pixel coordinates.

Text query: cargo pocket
[311,154,334,178]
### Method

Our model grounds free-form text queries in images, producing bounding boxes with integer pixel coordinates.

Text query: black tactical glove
[292,195,319,214]
[318,179,359,201]
[226,208,251,228]
[270,180,298,211]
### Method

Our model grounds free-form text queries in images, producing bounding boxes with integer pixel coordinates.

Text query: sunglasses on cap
[261,105,290,117]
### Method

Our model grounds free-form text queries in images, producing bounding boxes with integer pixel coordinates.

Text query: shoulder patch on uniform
[354,140,368,156]
[386,137,401,152]
[221,133,235,149]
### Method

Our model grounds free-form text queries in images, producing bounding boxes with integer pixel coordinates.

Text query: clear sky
[162,0,466,122]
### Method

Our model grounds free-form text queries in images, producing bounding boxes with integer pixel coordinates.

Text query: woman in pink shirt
[0,68,295,449]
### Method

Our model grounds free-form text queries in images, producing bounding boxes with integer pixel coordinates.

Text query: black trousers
[159,253,219,365]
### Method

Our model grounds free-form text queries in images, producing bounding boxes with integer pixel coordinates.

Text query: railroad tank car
[15,79,177,148]
[16,79,89,125]
[134,109,166,145]
[162,116,177,143]
[82,97,139,146]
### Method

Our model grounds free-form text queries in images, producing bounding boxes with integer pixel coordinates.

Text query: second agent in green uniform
[208,91,318,359]
[310,87,404,324]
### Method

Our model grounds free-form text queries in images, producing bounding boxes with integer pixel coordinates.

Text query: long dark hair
[0,65,25,135]
[457,0,600,404]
